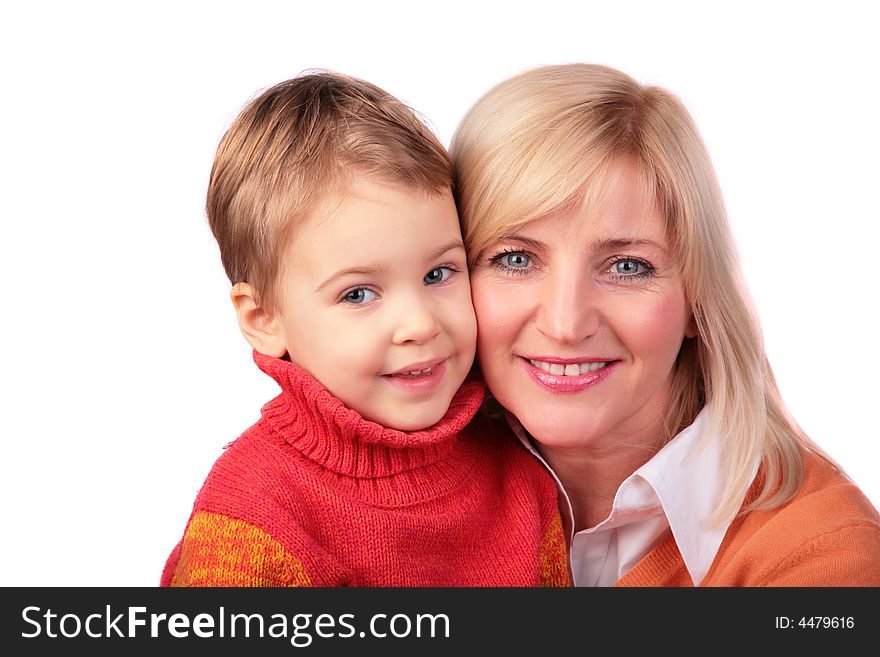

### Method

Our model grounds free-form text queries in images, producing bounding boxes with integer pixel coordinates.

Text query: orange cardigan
[616,450,880,586]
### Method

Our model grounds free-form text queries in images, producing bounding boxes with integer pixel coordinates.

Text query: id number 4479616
[775,617,854,629]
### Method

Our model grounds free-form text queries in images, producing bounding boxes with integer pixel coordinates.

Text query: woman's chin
[514,410,605,450]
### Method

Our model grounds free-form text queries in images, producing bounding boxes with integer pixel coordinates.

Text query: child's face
[271,179,477,431]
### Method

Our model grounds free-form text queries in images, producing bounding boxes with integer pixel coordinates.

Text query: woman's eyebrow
[592,237,668,254]
[497,235,667,254]
[495,235,547,250]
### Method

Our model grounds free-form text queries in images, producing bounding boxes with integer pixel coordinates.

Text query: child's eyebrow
[429,239,467,260]
[314,240,466,293]
[315,266,386,293]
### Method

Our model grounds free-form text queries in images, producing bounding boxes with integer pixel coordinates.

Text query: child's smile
[268,179,477,431]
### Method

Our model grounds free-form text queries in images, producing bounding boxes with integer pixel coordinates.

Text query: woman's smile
[520,356,620,392]
[470,158,696,450]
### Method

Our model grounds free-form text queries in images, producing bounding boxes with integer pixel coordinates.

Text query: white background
[1,1,877,586]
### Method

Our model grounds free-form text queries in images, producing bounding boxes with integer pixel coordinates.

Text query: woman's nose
[534,270,600,345]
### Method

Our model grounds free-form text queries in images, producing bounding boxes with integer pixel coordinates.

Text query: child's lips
[382,358,448,393]
[384,357,448,377]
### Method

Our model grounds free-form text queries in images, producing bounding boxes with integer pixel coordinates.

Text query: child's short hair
[206,70,452,309]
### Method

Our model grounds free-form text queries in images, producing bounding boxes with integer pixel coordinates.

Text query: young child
[160,71,571,586]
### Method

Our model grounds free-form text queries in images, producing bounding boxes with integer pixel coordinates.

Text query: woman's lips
[519,356,619,392]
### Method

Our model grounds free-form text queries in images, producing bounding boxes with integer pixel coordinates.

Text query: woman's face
[469,159,696,450]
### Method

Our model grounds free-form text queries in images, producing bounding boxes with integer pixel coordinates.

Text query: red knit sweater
[161,352,571,587]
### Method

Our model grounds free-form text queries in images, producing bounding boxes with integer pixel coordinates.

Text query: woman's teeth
[528,360,609,376]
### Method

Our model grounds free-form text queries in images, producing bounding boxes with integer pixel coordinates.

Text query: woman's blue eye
[607,257,654,281]
[487,250,534,276]
[342,288,377,304]
[424,266,454,285]
[502,253,530,268]
[614,260,644,275]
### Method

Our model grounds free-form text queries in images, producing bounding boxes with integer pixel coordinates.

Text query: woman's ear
[685,312,698,339]
[230,283,287,358]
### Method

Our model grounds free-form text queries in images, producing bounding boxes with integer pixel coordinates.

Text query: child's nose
[390,294,442,345]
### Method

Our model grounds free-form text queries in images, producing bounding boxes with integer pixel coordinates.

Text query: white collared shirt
[510,408,750,586]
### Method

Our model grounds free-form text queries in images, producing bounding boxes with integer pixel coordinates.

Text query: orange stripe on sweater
[540,512,572,586]
[169,511,312,587]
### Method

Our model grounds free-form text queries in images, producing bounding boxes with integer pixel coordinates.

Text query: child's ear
[230,283,287,358]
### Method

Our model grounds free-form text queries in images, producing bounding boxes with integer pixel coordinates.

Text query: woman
[450,63,880,586]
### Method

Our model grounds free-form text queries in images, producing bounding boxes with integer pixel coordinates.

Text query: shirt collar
[628,408,729,585]
[509,407,752,586]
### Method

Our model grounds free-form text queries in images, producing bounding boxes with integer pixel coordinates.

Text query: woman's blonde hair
[450,63,828,523]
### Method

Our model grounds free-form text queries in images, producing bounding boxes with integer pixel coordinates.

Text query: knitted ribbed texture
[615,450,880,586]
[255,351,485,505]
[161,352,572,587]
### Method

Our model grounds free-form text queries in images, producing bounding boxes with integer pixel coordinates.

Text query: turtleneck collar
[253,351,485,480]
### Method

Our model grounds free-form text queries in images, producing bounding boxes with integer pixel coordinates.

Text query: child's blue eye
[342,288,377,304]
[424,266,455,285]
